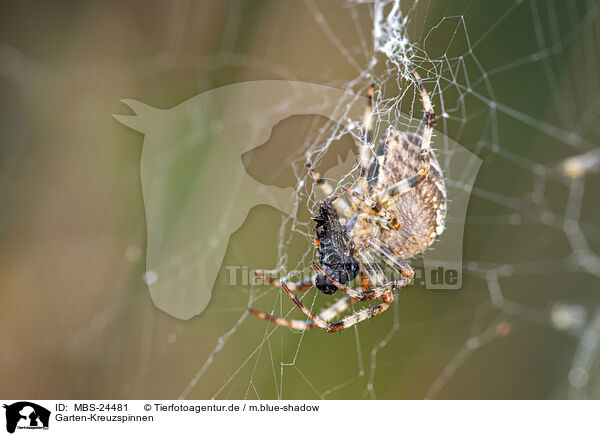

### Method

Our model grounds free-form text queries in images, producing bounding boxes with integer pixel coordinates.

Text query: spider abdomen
[377,132,447,258]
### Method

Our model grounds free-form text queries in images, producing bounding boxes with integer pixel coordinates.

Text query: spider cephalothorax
[313,197,360,295]
[250,71,446,332]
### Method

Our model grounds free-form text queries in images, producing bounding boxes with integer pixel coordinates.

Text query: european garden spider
[249,71,446,332]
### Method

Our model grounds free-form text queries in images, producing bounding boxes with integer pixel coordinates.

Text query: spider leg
[373,71,434,206]
[412,70,435,167]
[248,295,355,331]
[306,163,352,217]
[277,282,333,330]
[248,308,314,330]
[343,186,401,230]
[358,84,376,192]
[354,213,394,231]
[372,162,428,205]
[367,240,414,279]
[327,290,394,332]
[365,136,388,191]
[254,272,314,292]
[371,159,426,206]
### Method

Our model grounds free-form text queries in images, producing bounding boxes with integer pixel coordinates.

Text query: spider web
[171,0,600,400]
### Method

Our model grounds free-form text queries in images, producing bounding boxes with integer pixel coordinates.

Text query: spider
[249,71,446,332]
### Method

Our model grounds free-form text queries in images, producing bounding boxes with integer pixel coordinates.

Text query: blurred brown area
[0,0,370,399]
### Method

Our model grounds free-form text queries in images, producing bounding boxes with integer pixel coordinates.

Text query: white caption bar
[0,400,596,436]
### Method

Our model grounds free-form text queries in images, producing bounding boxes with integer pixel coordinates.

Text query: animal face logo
[3,402,50,433]
[114,80,480,320]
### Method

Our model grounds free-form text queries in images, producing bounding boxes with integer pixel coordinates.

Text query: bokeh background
[1,0,599,399]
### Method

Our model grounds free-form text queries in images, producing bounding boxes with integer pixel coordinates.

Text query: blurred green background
[1,0,599,399]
